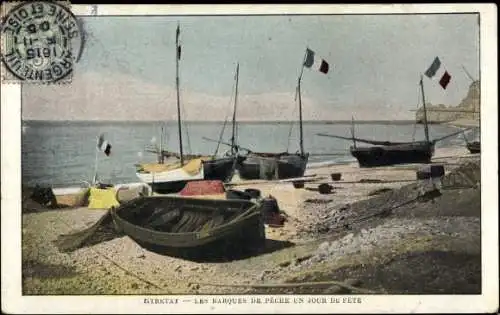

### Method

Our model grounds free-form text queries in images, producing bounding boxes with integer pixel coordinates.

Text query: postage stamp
[0,1,84,83]
[1,3,498,315]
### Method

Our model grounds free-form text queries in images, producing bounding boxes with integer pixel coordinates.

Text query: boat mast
[419,75,430,143]
[351,116,357,148]
[297,49,308,156]
[159,126,164,163]
[175,22,184,165]
[230,63,240,155]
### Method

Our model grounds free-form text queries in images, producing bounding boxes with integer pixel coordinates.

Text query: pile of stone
[296,158,480,238]
[297,217,480,268]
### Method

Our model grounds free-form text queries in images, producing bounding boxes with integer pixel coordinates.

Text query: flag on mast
[304,48,329,74]
[97,134,112,156]
[424,57,451,89]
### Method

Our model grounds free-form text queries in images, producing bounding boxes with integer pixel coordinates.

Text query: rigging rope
[286,87,300,152]
[213,116,230,157]
[179,93,192,155]
[213,73,237,157]
[411,83,422,142]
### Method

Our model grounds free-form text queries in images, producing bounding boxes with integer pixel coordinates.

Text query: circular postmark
[1,1,84,83]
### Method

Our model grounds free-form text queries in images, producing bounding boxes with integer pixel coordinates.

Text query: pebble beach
[21,146,482,295]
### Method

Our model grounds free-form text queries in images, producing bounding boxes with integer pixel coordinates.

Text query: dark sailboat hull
[466,141,480,154]
[148,156,245,194]
[237,153,309,180]
[350,142,434,167]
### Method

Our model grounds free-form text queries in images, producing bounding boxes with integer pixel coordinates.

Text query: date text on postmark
[1,1,84,83]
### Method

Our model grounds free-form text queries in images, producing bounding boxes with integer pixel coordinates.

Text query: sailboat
[234,49,327,180]
[466,140,481,154]
[317,68,471,167]
[415,69,480,154]
[135,23,239,194]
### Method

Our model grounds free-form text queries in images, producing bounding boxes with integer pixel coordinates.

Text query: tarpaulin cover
[88,187,120,209]
[137,158,207,176]
[179,180,225,196]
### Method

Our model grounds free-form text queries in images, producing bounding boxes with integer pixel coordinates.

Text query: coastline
[444,119,480,129]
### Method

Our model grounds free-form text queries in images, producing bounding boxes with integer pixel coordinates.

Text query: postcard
[1,3,498,314]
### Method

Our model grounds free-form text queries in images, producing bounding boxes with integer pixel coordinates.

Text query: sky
[22,13,480,121]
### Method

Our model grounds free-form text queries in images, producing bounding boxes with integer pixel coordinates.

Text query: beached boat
[202,57,312,180]
[237,151,309,180]
[466,141,481,154]
[135,23,237,193]
[136,156,240,194]
[110,196,265,255]
[317,61,470,167]
[350,141,435,167]
[232,49,331,180]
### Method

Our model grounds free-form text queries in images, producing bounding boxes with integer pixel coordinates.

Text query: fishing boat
[135,23,238,194]
[230,49,330,180]
[317,70,470,167]
[202,53,314,181]
[237,151,309,180]
[110,195,265,257]
[466,141,481,154]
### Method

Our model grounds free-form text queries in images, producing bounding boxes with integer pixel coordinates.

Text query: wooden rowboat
[110,196,265,255]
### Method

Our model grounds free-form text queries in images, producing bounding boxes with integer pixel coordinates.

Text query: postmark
[0,1,84,83]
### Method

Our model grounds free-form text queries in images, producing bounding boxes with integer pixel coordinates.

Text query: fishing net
[259,158,278,180]
[53,209,120,252]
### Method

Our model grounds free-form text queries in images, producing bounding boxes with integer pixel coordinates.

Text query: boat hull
[110,196,265,259]
[203,156,245,181]
[467,141,480,154]
[136,157,243,194]
[350,143,434,167]
[237,153,309,180]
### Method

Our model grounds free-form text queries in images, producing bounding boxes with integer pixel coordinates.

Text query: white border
[1,4,498,314]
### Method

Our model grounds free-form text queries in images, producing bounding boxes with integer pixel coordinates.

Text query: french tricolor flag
[97,134,112,156]
[304,48,330,74]
[424,57,452,89]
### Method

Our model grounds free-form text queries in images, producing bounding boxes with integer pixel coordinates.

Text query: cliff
[416,80,480,124]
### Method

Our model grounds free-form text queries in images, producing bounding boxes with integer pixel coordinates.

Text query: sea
[21,120,475,188]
